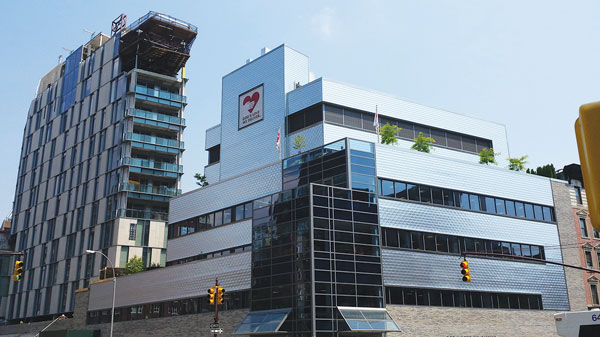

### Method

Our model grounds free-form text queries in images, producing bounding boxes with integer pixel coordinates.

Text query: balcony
[124,157,183,173]
[125,132,184,149]
[126,108,185,129]
[117,208,169,221]
[120,182,181,197]
[134,85,186,107]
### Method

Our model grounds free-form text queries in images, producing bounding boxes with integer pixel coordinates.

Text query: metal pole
[214,277,219,337]
[93,251,116,337]
[33,314,66,337]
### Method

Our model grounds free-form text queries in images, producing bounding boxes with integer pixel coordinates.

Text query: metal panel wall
[376,144,554,206]
[379,199,561,256]
[285,124,324,158]
[321,79,510,160]
[88,252,251,310]
[204,162,221,185]
[219,45,309,180]
[169,162,281,224]
[382,249,569,310]
[287,78,323,114]
[205,124,221,150]
[167,220,251,262]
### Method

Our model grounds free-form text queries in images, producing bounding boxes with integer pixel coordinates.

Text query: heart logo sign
[239,84,264,129]
[243,92,260,113]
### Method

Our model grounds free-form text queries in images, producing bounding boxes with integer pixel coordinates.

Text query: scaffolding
[118,11,197,77]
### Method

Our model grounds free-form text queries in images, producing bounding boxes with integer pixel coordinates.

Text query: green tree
[125,256,145,274]
[527,163,557,178]
[507,155,528,171]
[411,132,436,153]
[379,123,400,145]
[194,173,208,187]
[293,135,307,154]
[478,148,499,165]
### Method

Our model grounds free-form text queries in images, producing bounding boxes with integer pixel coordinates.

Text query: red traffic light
[460,260,471,282]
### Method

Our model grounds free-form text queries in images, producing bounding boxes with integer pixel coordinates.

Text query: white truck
[554,310,600,337]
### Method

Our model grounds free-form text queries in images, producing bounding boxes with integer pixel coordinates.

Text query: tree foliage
[379,123,399,145]
[478,148,499,165]
[194,173,208,187]
[125,256,145,274]
[526,163,557,178]
[293,135,307,154]
[507,155,528,171]
[411,132,436,153]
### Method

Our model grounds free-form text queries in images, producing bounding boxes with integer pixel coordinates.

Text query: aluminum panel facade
[88,252,251,310]
[204,162,220,185]
[287,78,323,114]
[285,124,323,158]
[166,220,251,262]
[376,144,554,206]
[219,45,309,180]
[382,249,569,310]
[321,79,510,159]
[379,199,562,258]
[205,124,221,150]
[169,162,282,224]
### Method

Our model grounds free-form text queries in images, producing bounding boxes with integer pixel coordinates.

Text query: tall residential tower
[8,12,196,322]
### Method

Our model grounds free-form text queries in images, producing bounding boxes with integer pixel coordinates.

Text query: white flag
[276,126,281,150]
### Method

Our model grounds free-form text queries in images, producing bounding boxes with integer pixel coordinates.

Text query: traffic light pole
[214,277,219,337]
[461,251,600,273]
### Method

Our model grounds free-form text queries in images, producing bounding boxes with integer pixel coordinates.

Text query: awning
[337,306,401,332]
[234,308,292,335]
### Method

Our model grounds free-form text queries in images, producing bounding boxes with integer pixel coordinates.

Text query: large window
[287,104,323,134]
[378,178,555,223]
[585,251,594,268]
[575,186,583,205]
[581,218,589,238]
[323,104,493,155]
[169,201,254,239]
[385,287,543,310]
[382,227,545,261]
[591,284,599,305]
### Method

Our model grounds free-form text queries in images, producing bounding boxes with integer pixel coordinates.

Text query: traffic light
[460,260,471,282]
[576,103,600,232]
[13,260,24,282]
[208,286,215,305]
[217,286,225,305]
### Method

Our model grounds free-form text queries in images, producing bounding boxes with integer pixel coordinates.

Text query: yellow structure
[576,103,600,231]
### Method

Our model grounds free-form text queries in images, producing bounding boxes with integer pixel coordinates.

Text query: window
[581,218,589,238]
[575,186,583,205]
[129,224,136,241]
[208,145,220,164]
[594,228,600,239]
[287,104,323,133]
[585,251,594,268]
[591,283,599,305]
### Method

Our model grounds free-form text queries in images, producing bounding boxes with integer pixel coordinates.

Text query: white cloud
[311,7,336,39]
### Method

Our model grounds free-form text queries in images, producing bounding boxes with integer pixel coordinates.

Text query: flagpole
[375,105,380,144]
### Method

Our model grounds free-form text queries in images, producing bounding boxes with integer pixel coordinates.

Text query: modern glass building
[7,12,196,322]
[86,44,569,336]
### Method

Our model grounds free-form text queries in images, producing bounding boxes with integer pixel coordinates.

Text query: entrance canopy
[234,308,292,335]
[337,307,401,332]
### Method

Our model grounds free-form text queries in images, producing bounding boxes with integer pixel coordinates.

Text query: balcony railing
[120,183,181,197]
[124,157,183,172]
[127,108,185,126]
[135,85,186,103]
[117,208,169,221]
[125,132,184,149]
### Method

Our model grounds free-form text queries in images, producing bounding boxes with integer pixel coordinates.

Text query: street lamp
[86,250,116,337]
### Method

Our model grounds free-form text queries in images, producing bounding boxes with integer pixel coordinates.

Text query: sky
[0,0,598,220]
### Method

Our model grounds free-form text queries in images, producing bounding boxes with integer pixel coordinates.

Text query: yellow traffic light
[13,260,24,282]
[460,260,471,282]
[208,286,215,305]
[576,102,600,232]
[217,286,225,305]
